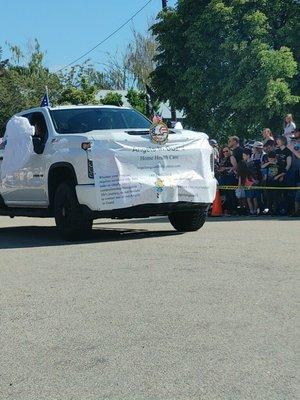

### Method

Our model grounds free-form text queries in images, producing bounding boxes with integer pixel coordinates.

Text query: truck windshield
[49,108,151,134]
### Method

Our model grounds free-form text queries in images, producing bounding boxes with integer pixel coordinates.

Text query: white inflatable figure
[174,121,183,130]
[1,116,34,179]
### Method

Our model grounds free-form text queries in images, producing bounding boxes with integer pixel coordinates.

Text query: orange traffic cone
[211,189,223,216]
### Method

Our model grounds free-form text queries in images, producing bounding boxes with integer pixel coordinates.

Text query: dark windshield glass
[49,108,151,134]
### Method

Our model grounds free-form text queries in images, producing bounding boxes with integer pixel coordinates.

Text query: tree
[59,77,99,105]
[126,88,147,114]
[100,91,123,106]
[101,51,131,90]
[151,0,300,141]
[126,88,160,117]
[59,60,111,91]
[0,40,62,134]
[58,60,112,105]
[126,27,157,90]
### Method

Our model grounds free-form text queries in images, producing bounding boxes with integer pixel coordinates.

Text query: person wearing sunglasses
[217,147,238,213]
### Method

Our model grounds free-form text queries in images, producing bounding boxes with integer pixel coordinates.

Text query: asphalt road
[0,215,298,400]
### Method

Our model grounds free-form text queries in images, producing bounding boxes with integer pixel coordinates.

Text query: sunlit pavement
[0,216,298,400]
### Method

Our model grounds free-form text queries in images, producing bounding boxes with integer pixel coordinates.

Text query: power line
[56,0,153,73]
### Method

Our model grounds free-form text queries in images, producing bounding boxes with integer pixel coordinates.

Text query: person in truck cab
[31,113,47,154]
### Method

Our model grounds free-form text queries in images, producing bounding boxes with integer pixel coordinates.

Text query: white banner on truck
[92,138,216,211]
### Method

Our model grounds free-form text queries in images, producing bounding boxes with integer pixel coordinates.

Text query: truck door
[1,111,49,207]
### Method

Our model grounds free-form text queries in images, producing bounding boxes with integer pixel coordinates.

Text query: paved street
[0,215,298,400]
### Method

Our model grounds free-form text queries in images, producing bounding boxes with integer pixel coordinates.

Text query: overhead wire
[56,0,153,73]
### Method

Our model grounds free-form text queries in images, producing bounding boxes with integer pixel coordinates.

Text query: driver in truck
[31,113,47,154]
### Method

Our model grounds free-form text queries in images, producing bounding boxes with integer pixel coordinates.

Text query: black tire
[54,181,92,241]
[168,208,207,232]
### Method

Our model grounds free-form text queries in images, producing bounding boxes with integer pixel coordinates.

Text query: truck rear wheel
[54,181,92,241]
[168,208,207,232]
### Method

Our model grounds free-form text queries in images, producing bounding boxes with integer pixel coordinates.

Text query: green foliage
[59,77,99,105]
[126,88,147,114]
[126,88,160,117]
[59,61,111,90]
[151,0,300,140]
[126,28,157,90]
[0,40,62,134]
[100,92,123,106]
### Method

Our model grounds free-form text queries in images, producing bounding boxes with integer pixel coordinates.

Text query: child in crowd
[261,151,285,214]
[241,148,261,215]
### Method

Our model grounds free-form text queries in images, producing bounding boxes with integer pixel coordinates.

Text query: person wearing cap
[251,141,265,163]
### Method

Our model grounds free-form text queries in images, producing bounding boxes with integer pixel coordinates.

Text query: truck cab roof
[18,105,131,115]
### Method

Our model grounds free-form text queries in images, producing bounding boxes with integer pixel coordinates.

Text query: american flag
[40,90,51,107]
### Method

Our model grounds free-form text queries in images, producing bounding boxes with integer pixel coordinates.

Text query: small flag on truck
[40,87,51,107]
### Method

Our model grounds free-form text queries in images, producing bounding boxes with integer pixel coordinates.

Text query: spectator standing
[242,148,261,215]
[251,141,265,163]
[287,128,300,216]
[261,140,277,209]
[284,114,296,143]
[209,139,219,165]
[276,136,292,177]
[261,151,284,214]
[262,128,275,144]
[275,136,293,213]
[263,139,276,155]
[262,140,276,166]
[250,142,265,211]
[228,136,243,166]
[217,146,238,213]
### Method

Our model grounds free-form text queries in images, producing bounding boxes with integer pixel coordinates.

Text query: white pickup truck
[0,105,216,240]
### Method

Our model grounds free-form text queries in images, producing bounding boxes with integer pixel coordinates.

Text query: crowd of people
[210,114,300,217]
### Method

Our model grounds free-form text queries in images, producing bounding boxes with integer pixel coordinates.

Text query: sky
[1,0,176,72]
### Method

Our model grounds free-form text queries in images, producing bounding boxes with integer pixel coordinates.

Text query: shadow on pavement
[0,225,182,249]
[95,215,300,225]
[207,215,300,222]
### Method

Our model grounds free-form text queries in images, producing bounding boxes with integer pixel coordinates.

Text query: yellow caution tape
[218,185,300,190]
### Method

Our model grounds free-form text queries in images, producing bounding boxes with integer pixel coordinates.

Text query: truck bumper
[76,181,216,218]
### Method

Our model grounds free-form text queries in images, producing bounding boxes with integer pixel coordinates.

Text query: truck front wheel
[168,208,207,232]
[54,181,92,241]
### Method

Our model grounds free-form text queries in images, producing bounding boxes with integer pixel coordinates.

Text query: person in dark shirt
[217,146,239,213]
[275,136,293,214]
[275,136,292,174]
[31,113,47,154]
[262,140,276,164]
[242,148,261,214]
[228,135,243,165]
[287,128,300,216]
[261,151,284,214]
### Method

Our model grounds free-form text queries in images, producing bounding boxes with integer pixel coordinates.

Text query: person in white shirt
[284,114,296,143]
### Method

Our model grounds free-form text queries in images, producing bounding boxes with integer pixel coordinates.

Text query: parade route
[0,216,298,400]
